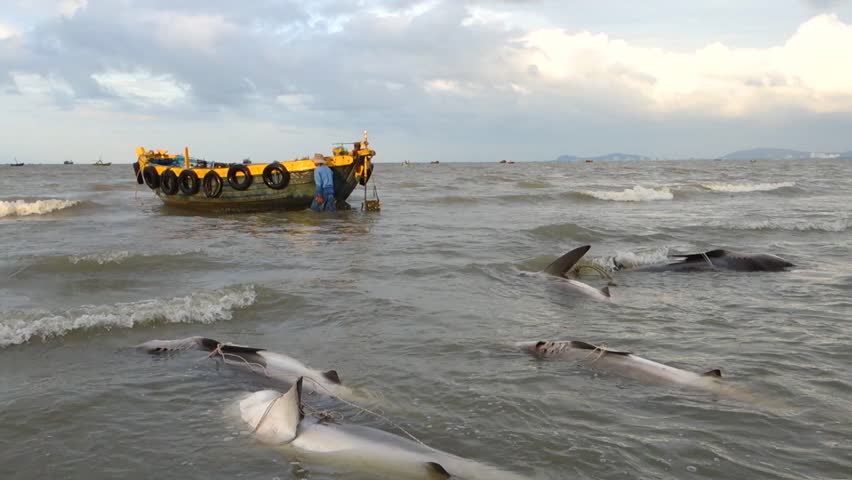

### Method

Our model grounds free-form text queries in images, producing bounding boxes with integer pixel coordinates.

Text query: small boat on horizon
[64,160,74,165]
[10,157,24,166]
[94,156,112,166]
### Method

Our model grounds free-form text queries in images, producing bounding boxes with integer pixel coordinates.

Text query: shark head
[239,377,304,444]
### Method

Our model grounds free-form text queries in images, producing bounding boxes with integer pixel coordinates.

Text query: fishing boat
[94,156,112,166]
[10,158,23,167]
[132,131,376,212]
[64,160,74,165]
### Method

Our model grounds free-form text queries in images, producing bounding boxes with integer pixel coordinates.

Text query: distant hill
[721,148,846,160]
[556,152,651,162]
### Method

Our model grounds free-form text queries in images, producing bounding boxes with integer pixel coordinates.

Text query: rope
[701,251,715,269]
[583,343,612,364]
[206,344,429,448]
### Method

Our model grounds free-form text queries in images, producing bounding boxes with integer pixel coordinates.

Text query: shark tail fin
[543,245,591,277]
[425,462,451,479]
[702,369,722,378]
[249,377,304,443]
[322,369,342,384]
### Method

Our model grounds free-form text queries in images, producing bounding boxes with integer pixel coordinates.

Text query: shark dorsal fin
[702,369,722,378]
[601,286,611,297]
[671,249,728,262]
[323,369,342,384]
[241,378,304,444]
[425,462,451,479]
[569,340,631,355]
[543,245,591,277]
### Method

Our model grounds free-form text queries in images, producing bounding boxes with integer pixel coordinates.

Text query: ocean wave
[700,182,796,193]
[713,219,847,232]
[0,199,80,217]
[573,248,671,274]
[577,186,673,202]
[527,223,608,242]
[69,251,134,265]
[0,285,257,348]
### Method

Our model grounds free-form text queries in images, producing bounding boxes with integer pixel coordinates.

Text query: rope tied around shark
[203,341,430,448]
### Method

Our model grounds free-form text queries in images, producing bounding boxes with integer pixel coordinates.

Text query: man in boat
[311,153,336,212]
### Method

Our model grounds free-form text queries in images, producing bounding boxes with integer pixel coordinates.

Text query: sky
[2,0,852,163]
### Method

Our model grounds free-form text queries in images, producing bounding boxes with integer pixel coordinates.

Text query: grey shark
[138,336,354,400]
[541,245,612,301]
[617,249,794,272]
[519,340,772,406]
[237,378,529,480]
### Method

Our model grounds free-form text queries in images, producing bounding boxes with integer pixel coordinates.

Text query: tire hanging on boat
[142,165,160,190]
[133,161,144,184]
[161,169,180,195]
[178,169,200,195]
[227,164,253,191]
[262,162,290,190]
[202,170,223,198]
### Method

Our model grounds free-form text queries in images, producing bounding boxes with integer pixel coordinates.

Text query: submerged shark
[138,337,354,400]
[617,249,794,272]
[518,340,771,406]
[541,245,612,302]
[237,378,529,480]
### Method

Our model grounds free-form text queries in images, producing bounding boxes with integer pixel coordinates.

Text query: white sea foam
[700,182,795,193]
[0,285,257,348]
[0,199,80,217]
[579,186,673,202]
[716,219,847,232]
[69,251,133,265]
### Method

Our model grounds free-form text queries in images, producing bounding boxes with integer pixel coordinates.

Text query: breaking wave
[0,199,81,217]
[574,248,671,274]
[700,182,796,193]
[713,219,848,232]
[577,186,674,202]
[69,251,134,265]
[0,285,257,348]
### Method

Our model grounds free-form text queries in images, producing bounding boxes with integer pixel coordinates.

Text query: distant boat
[10,157,23,166]
[585,159,594,163]
[64,160,74,165]
[94,156,112,166]
[430,160,440,164]
[242,158,252,165]
[403,160,411,166]
[499,159,507,164]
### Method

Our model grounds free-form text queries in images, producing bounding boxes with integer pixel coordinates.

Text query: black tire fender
[161,169,180,195]
[142,165,160,190]
[262,162,290,190]
[202,170,224,198]
[133,161,144,184]
[178,169,200,195]
[227,164,253,191]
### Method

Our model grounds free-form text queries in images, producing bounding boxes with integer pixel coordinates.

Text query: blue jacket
[314,164,334,193]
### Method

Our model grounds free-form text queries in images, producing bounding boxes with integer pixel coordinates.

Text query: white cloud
[517,14,852,116]
[0,22,21,39]
[11,72,74,99]
[276,93,314,111]
[141,12,237,53]
[59,0,87,17]
[91,70,190,107]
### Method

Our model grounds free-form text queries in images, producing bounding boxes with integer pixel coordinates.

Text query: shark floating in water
[138,336,355,401]
[616,249,794,272]
[236,378,530,480]
[540,245,613,302]
[518,339,780,408]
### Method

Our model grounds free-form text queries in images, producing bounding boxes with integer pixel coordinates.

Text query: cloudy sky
[2,0,852,163]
